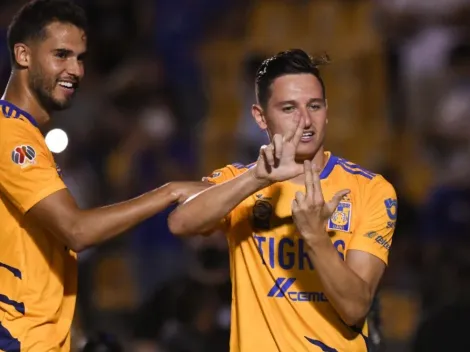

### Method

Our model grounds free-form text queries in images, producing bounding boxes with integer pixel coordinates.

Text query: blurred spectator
[105,80,191,302]
[412,303,470,352]
[425,89,470,187]
[82,0,153,74]
[1,1,468,350]
[448,41,470,90]
[377,0,470,133]
[235,53,269,164]
[131,233,231,352]
[0,1,25,87]
[415,45,470,313]
[81,332,123,352]
[152,0,239,173]
[412,260,470,352]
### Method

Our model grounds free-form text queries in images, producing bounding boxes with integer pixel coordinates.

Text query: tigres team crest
[328,201,352,232]
[252,198,273,230]
[202,171,221,182]
[210,171,221,178]
[11,145,36,168]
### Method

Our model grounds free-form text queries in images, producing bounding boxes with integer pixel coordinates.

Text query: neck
[1,71,50,125]
[290,147,327,185]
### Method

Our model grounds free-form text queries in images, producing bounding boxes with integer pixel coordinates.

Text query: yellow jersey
[204,152,397,352]
[0,100,76,351]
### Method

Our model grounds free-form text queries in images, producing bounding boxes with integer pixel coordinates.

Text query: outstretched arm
[0,121,210,253]
[26,181,209,252]
[168,170,270,236]
[169,116,306,236]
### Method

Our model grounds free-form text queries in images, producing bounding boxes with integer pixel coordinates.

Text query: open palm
[254,116,305,183]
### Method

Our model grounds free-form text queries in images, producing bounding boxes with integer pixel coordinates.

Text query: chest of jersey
[228,179,361,306]
[247,180,359,258]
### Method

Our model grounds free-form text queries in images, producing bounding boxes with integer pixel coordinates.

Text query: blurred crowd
[1,0,470,351]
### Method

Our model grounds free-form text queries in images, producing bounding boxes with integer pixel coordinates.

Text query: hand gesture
[253,116,306,183]
[292,160,350,239]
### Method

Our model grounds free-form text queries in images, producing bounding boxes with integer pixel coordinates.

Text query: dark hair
[243,53,267,82]
[255,49,329,107]
[7,0,88,66]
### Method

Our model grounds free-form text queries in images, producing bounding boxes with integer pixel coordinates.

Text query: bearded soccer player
[169,49,398,351]
[0,1,207,350]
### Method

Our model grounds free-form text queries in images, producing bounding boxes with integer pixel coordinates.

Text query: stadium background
[1,0,470,351]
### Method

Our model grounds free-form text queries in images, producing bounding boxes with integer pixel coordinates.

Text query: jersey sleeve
[0,121,66,214]
[346,176,397,265]
[202,164,242,185]
[201,164,248,229]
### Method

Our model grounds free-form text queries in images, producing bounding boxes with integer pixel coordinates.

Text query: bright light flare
[45,128,69,154]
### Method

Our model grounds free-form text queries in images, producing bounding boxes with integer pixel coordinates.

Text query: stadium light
[45,128,69,154]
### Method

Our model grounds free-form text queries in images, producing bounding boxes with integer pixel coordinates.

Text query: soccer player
[0,1,207,350]
[169,49,398,351]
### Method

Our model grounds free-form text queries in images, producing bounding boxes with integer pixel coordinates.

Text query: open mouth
[301,131,314,142]
[57,80,78,94]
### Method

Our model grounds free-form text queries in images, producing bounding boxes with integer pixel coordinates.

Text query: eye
[309,104,321,111]
[55,51,67,59]
[54,49,72,59]
[282,106,295,113]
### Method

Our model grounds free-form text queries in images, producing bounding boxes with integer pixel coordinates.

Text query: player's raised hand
[292,160,350,239]
[254,116,306,183]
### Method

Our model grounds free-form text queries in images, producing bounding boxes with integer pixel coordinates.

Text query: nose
[301,108,313,129]
[66,57,84,80]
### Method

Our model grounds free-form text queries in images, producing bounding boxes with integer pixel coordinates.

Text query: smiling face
[16,21,87,111]
[252,73,327,161]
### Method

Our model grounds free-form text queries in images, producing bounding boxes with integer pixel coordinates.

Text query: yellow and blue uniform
[0,100,76,351]
[204,152,397,352]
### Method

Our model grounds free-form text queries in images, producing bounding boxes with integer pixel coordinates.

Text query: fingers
[325,189,350,216]
[283,115,305,145]
[272,134,283,160]
[283,115,299,142]
[304,160,314,200]
[258,145,271,174]
[312,164,324,202]
[332,189,350,206]
[291,199,299,213]
[260,144,275,167]
[291,116,305,146]
[260,134,283,167]
[295,191,305,204]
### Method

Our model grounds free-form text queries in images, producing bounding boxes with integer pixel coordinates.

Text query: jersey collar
[320,152,337,180]
[0,100,39,128]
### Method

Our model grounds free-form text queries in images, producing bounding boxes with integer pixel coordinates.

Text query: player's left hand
[292,160,350,240]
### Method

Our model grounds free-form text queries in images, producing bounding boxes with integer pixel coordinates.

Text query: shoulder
[0,114,38,141]
[0,118,41,160]
[332,156,378,182]
[0,100,38,129]
[203,161,256,184]
[0,118,47,170]
[0,100,42,146]
[331,154,396,198]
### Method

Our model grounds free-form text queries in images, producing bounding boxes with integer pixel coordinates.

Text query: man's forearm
[169,169,269,236]
[72,183,178,250]
[306,234,372,326]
